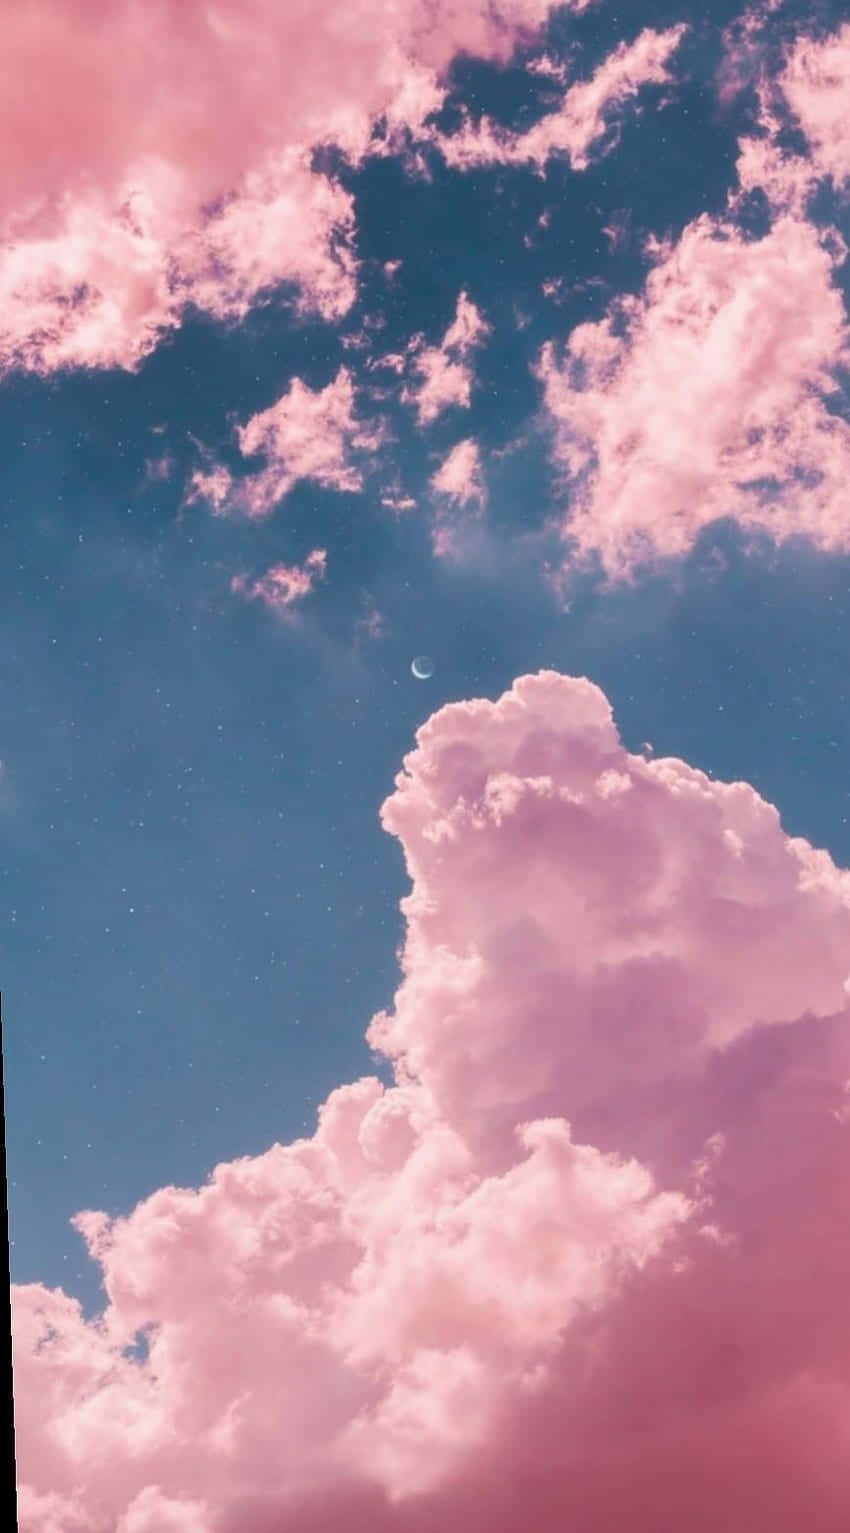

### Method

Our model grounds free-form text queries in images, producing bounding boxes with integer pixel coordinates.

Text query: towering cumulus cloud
[0,0,579,375]
[13,673,850,1530]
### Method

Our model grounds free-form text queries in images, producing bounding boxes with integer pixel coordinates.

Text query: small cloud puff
[188,369,382,518]
[231,549,327,613]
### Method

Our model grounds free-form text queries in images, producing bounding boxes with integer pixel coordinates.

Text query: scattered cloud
[730,22,850,219]
[715,0,786,106]
[435,26,686,172]
[402,292,490,426]
[538,209,850,581]
[231,549,327,613]
[430,438,486,555]
[13,672,850,1529]
[188,369,382,519]
[431,438,486,508]
[355,596,386,644]
[143,454,174,485]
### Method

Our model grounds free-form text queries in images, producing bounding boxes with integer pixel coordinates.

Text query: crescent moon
[411,655,434,680]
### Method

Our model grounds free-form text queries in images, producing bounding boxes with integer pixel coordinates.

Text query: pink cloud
[730,22,850,219]
[437,26,686,172]
[430,438,486,555]
[13,670,850,1529]
[0,0,579,376]
[538,210,850,580]
[231,549,327,613]
[355,597,386,643]
[381,492,418,513]
[715,0,785,106]
[188,368,382,518]
[403,292,490,426]
[431,438,486,508]
[776,24,850,189]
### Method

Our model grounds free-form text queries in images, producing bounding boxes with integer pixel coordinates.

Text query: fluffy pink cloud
[0,0,581,375]
[231,549,327,613]
[188,368,382,518]
[538,210,850,580]
[13,671,850,1530]
[402,292,490,426]
[436,26,686,171]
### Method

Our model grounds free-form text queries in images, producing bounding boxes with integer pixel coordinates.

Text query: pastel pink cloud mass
[436,26,686,172]
[403,292,491,426]
[231,549,327,612]
[13,671,850,1531]
[0,0,581,375]
[188,369,382,518]
[539,210,850,580]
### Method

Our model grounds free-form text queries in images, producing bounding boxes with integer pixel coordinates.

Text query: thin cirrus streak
[13,672,850,1531]
[432,25,687,171]
[430,438,487,557]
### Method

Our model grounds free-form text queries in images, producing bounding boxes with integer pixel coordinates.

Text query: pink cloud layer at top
[435,25,686,172]
[13,672,850,1531]
[539,209,850,581]
[188,368,382,518]
[0,0,585,375]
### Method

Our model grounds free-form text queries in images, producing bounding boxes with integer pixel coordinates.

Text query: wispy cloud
[231,549,327,613]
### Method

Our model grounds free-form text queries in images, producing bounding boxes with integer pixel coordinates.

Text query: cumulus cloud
[188,368,382,518]
[13,671,850,1530]
[231,549,327,613]
[0,0,578,375]
[435,25,686,172]
[401,292,490,426]
[538,209,850,580]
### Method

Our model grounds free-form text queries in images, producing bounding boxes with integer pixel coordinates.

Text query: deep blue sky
[5,0,850,1319]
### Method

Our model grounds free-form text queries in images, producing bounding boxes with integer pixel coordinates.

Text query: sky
[6,0,850,1528]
